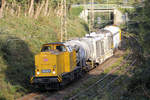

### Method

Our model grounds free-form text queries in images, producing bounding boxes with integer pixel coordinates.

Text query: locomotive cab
[31,42,77,86]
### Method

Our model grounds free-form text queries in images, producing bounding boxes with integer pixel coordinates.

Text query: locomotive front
[30,42,77,89]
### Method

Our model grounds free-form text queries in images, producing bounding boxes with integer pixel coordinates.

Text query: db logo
[43,59,48,62]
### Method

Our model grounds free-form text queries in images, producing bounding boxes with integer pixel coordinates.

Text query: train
[30,25,121,89]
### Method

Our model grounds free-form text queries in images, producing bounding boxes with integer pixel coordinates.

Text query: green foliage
[118,8,135,14]
[121,0,150,99]
[128,0,150,54]
[0,92,6,100]
[70,7,83,16]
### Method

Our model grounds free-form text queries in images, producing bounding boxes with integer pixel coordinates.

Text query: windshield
[41,46,51,52]
[41,45,66,52]
[56,45,66,52]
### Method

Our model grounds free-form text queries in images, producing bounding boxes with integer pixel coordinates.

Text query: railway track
[68,55,136,100]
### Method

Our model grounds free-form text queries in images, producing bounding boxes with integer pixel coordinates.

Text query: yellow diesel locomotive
[31,43,82,89]
[30,25,121,89]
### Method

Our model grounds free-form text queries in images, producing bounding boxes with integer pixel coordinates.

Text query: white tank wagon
[104,26,122,49]
[85,30,114,64]
[65,25,121,70]
[65,38,98,68]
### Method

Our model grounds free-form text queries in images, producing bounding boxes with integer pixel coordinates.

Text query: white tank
[64,39,87,65]
[104,26,121,49]
[65,25,120,65]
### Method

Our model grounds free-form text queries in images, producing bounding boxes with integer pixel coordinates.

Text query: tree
[28,0,34,17]
[0,0,5,18]
[129,0,150,55]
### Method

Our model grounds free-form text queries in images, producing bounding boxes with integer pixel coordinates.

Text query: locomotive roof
[44,42,65,45]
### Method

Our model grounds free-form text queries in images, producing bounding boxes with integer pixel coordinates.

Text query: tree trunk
[10,2,16,16]
[24,3,28,16]
[44,0,48,16]
[28,0,34,17]
[0,0,6,18]
[34,0,45,19]
[56,1,61,16]
[17,5,21,17]
[47,7,51,16]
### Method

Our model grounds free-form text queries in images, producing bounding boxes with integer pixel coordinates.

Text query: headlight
[52,68,56,74]
[52,71,56,74]
[37,72,40,75]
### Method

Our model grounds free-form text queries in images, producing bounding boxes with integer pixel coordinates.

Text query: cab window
[41,46,51,52]
[56,45,66,52]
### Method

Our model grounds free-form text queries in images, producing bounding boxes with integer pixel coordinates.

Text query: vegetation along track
[68,55,136,100]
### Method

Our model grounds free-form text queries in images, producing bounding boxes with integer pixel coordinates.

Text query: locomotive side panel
[64,49,77,72]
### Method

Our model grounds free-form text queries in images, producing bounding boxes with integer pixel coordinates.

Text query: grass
[70,7,83,17]
[104,56,123,73]
[0,12,88,100]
